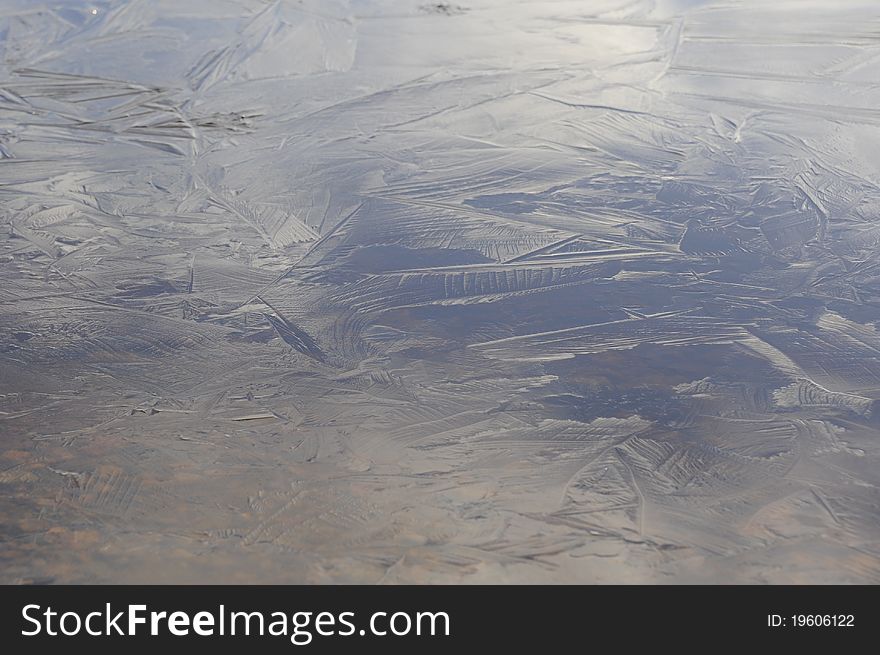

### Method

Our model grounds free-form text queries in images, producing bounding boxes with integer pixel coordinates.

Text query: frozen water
[1,0,879,583]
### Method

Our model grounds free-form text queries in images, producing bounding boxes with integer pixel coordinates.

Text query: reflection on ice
[1,0,879,583]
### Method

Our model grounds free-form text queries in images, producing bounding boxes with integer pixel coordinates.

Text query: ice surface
[1,0,879,583]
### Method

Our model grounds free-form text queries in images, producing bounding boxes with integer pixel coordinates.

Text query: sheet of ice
[1,0,879,583]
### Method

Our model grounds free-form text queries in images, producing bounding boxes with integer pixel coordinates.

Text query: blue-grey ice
[1,0,879,583]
